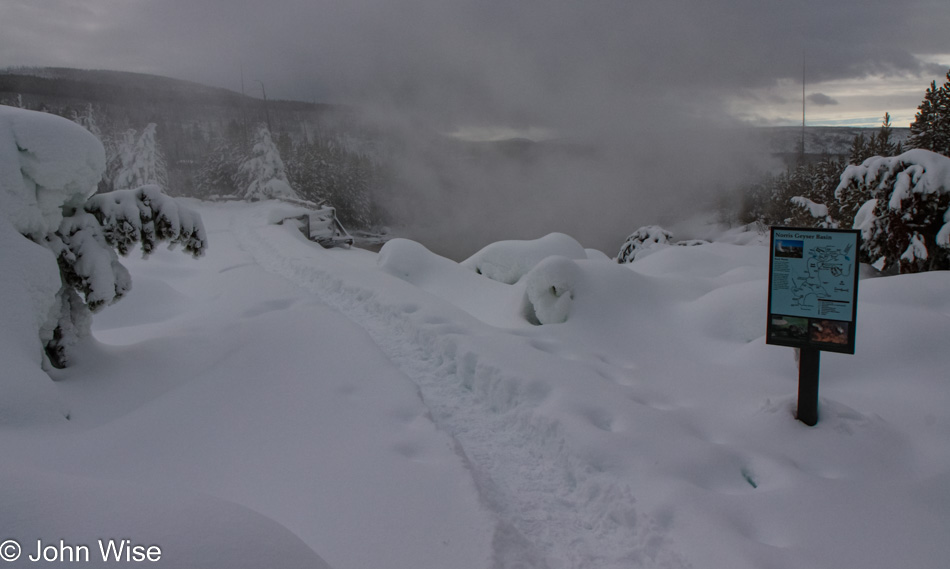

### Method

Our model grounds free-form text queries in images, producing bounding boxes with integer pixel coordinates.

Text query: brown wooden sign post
[766,227,860,426]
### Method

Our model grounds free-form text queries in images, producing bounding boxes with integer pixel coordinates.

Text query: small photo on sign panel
[810,319,849,345]
[769,315,809,341]
[774,239,804,259]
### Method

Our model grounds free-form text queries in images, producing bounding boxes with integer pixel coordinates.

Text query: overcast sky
[2,0,948,131]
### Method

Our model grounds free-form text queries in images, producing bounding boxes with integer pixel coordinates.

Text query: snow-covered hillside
[2,195,948,569]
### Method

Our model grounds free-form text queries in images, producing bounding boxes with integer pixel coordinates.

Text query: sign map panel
[767,227,860,354]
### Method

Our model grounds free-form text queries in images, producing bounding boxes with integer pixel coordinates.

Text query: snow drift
[461,232,588,284]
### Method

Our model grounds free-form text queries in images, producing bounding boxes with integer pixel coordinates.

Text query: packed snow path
[232,204,689,568]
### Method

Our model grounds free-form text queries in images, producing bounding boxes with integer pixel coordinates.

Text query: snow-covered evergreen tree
[787,157,847,228]
[849,132,870,165]
[741,157,846,229]
[110,123,168,190]
[196,139,242,198]
[835,149,950,273]
[0,106,207,368]
[284,136,381,228]
[70,103,102,141]
[848,114,899,166]
[908,73,950,157]
[868,112,899,157]
[105,129,136,189]
[238,124,298,201]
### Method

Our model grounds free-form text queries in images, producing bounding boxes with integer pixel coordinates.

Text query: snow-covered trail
[230,203,696,568]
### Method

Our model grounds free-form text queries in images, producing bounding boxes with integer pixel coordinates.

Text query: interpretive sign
[767,227,860,355]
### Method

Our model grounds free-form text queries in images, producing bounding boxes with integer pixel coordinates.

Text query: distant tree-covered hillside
[0,67,388,229]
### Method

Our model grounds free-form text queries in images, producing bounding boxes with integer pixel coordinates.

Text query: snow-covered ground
[2,198,949,569]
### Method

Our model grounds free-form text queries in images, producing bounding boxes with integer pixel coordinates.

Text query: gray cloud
[4,0,945,121]
[807,93,839,106]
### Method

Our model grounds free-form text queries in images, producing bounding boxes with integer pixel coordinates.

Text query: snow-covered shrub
[522,256,581,325]
[835,149,950,273]
[461,233,587,284]
[616,225,673,263]
[0,105,207,368]
[239,124,298,201]
[789,196,836,228]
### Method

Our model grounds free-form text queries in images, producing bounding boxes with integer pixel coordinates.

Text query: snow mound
[461,232,587,284]
[0,105,105,237]
[378,238,452,281]
[584,248,612,261]
[378,237,526,327]
[523,255,581,325]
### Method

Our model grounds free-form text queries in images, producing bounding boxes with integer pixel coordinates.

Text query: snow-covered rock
[461,232,587,284]
[522,255,581,324]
